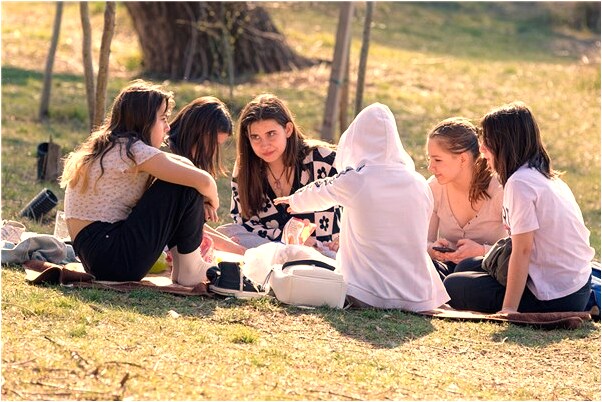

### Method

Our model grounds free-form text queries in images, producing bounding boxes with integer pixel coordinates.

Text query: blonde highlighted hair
[428,117,493,207]
[60,80,174,191]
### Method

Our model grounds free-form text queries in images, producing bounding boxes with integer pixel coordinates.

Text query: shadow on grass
[489,320,600,347]
[8,263,597,348]
[317,304,599,349]
[0,264,219,319]
[1,65,83,86]
[370,2,597,63]
[70,287,220,318]
[284,306,436,349]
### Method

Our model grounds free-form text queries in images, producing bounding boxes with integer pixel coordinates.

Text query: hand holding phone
[432,245,455,253]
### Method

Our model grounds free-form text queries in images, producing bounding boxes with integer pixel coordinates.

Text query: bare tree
[321,2,354,142]
[93,2,116,128]
[355,2,374,116]
[80,2,95,128]
[39,2,63,120]
[339,44,351,132]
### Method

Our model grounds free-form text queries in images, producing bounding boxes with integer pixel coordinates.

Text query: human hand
[496,307,518,315]
[449,238,485,263]
[303,236,317,247]
[274,196,298,213]
[322,237,340,252]
[273,196,291,206]
[206,194,219,212]
[204,203,219,222]
[430,238,454,262]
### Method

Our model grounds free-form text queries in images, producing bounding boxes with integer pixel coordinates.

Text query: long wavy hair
[168,96,232,177]
[480,101,557,186]
[428,117,493,207]
[60,80,175,191]
[235,93,332,218]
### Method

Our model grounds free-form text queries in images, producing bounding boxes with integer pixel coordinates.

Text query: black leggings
[72,180,205,281]
[444,257,592,313]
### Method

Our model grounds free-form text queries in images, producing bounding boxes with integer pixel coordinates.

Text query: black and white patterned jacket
[229,146,341,243]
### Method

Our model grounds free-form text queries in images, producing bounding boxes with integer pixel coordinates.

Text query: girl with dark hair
[168,96,232,177]
[167,96,245,255]
[426,117,506,279]
[61,80,219,286]
[444,101,594,313]
[217,93,341,251]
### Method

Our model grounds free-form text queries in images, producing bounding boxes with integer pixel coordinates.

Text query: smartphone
[432,246,455,253]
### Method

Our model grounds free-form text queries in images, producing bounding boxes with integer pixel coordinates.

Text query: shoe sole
[209,284,269,299]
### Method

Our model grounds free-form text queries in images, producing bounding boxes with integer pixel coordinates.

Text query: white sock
[169,246,180,283]
[170,246,213,287]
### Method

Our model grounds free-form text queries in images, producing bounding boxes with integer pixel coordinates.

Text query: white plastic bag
[242,242,286,284]
[242,243,337,285]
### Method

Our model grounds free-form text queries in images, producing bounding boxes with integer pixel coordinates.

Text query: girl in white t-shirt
[61,80,219,286]
[444,101,593,313]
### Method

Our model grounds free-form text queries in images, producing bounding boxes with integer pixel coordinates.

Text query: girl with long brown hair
[217,93,340,251]
[61,80,219,286]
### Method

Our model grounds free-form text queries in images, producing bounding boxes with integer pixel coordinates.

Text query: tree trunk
[39,2,63,120]
[124,2,316,81]
[355,1,374,116]
[339,44,350,132]
[93,2,116,129]
[80,2,95,129]
[321,2,354,142]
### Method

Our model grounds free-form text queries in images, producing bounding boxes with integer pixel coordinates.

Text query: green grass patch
[2,2,600,400]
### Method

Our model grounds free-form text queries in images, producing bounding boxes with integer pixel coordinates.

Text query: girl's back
[65,139,160,223]
[285,103,449,310]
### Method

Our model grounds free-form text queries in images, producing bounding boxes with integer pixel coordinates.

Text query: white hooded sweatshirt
[286,103,449,311]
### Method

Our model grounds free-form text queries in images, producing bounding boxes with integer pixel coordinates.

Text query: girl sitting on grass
[274,103,449,311]
[217,93,341,252]
[426,117,505,280]
[60,80,219,286]
[167,96,246,255]
[444,101,594,313]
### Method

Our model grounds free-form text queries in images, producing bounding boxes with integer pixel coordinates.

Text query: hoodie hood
[334,103,415,172]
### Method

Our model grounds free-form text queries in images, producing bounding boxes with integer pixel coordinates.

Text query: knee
[454,257,483,273]
[443,274,463,298]
[153,179,204,202]
[443,274,471,309]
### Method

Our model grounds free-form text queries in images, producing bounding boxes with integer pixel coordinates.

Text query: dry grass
[1,2,601,401]
[2,267,600,401]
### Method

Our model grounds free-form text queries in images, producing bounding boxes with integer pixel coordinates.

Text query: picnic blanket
[420,308,591,330]
[23,260,212,297]
[22,258,592,330]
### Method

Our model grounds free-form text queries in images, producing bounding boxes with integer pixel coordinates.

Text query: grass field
[1,2,601,400]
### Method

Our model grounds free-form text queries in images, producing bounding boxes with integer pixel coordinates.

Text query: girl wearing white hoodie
[275,103,449,311]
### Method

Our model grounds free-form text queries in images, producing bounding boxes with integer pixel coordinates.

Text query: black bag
[481,237,512,286]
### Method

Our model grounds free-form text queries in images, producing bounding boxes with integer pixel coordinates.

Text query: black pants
[433,259,457,281]
[72,180,205,281]
[443,257,592,313]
